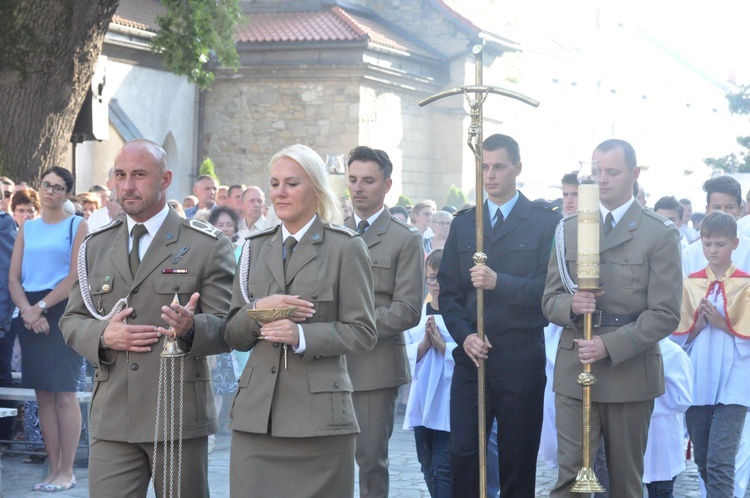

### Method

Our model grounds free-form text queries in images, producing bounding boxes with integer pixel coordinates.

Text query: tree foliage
[445,185,467,209]
[397,194,412,206]
[0,0,241,184]
[152,0,241,90]
[0,0,119,183]
[704,85,750,173]
[199,157,219,182]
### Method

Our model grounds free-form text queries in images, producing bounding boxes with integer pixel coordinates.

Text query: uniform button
[131,363,139,371]
[96,287,101,292]
[195,372,200,377]
[173,286,180,291]
[311,293,318,299]
[271,367,277,374]
[315,355,320,359]
[273,342,279,348]
[624,258,629,263]
[249,293,254,299]
[333,382,340,389]
[130,312,137,319]
[132,287,139,294]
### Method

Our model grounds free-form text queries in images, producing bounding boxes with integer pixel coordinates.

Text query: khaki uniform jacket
[226,217,377,437]
[542,202,682,403]
[344,208,424,391]
[61,208,235,443]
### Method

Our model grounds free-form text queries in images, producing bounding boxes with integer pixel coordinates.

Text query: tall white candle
[577,183,600,290]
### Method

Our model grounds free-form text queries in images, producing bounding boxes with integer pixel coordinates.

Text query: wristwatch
[37,301,47,313]
[100,333,108,350]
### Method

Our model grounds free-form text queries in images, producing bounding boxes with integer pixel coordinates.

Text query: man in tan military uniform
[345,146,424,497]
[543,139,682,496]
[61,139,235,497]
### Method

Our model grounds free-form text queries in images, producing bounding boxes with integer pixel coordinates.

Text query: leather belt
[592,310,640,329]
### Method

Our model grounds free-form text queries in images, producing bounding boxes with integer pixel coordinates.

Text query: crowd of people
[0,134,747,498]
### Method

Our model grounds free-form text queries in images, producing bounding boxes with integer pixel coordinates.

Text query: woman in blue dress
[9,166,87,492]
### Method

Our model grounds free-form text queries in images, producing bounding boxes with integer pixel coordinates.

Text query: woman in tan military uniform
[226,144,377,497]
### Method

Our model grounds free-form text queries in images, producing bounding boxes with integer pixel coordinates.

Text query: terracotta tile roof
[111,0,165,33]
[236,6,439,59]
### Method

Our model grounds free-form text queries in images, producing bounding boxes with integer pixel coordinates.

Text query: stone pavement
[0,412,726,497]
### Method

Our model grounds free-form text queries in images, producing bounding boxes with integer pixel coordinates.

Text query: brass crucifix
[419,44,539,497]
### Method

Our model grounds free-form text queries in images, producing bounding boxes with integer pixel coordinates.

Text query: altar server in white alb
[673,211,750,497]
[403,249,457,497]
[642,338,693,496]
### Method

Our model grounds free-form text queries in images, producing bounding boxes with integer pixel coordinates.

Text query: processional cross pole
[419,44,539,497]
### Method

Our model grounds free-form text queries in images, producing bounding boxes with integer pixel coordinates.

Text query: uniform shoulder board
[85,218,123,239]
[390,216,421,234]
[454,206,476,217]
[531,200,560,213]
[643,208,676,228]
[247,224,280,239]
[185,219,222,238]
[327,224,359,237]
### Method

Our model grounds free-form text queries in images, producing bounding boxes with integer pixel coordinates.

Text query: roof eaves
[331,6,368,38]
[429,0,519,48]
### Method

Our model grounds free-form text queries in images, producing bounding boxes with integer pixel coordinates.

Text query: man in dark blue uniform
[438,134,561,498]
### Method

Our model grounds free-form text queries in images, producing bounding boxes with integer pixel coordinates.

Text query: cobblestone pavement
[0,412,726,497]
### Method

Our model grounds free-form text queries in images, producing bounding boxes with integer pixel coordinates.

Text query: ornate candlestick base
[570,467,606,493]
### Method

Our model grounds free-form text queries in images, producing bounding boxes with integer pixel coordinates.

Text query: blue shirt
[22,216,82,291]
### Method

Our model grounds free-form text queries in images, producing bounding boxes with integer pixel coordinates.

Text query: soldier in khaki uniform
[61,139,235,498]
[226,144,377,498]
[344,146,424,498]
[543,139,682,497]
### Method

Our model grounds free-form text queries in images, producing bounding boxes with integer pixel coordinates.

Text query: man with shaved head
[61,139,235,497]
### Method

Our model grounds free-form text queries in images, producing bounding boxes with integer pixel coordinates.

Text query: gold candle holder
[570,172,605,493]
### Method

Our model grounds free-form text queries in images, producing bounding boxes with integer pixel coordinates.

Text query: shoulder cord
[76,237,129,321]
[238,239,252,304]
[555,219,578,295]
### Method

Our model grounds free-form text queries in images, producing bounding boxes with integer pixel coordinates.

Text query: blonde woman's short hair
[268,144,343,225]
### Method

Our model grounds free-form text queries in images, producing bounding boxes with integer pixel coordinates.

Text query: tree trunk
[0,0,119,186]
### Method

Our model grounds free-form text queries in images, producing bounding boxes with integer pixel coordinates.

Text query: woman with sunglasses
[8,166,87,492]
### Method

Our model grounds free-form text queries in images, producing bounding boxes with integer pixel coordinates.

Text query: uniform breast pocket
[370,252,393,294]
[308,372,354,429]
[246,280,272,302]
[608,252,643,289]
[294,282,335,317]
[504,236,541,270]
[154,275,199,296]
[88,274,117,312]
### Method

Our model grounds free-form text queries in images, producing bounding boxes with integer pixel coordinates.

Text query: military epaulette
[391,216,421,234]
[643,208,676,229]
[184,219,223,238]
[531,200,560,213]
[85,218,123,239]
[247,224,280,239]
[327,224,358,237]
[454,206,476,217]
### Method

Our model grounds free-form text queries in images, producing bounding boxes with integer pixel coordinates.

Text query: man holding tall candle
[439,133,561,498]
[542,139,682,497]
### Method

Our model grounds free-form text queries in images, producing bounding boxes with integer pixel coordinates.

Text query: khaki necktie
[129,224,148,277]
[604,212,615,236]
[283,237,298,274]
[357,220,369,235]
